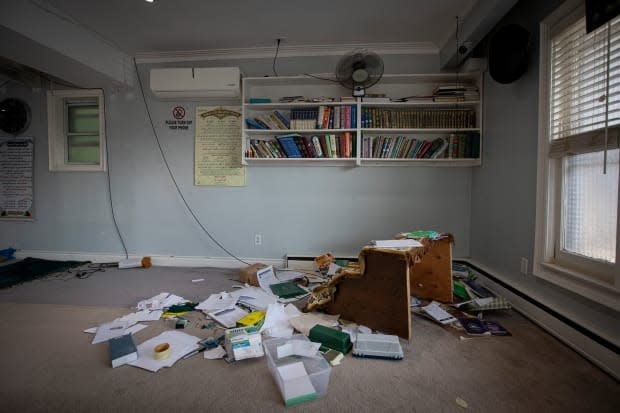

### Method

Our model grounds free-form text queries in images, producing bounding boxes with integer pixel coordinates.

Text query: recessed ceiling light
[145,0,154,3]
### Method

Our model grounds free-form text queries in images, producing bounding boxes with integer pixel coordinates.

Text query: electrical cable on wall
[273,38,281,76]
[102,90,129,259]
[302,73,341,83]
[132,58,251,266]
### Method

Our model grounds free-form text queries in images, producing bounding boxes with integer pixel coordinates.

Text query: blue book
[277,135,302,158]
[108,334,138,368]
[245,118,266,130]
[273,110,290,129]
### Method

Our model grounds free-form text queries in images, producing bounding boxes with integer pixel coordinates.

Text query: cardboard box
[238,263,267,286]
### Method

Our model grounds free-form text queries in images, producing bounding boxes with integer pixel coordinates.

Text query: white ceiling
[0,0,516,87]
[39,0,482,55]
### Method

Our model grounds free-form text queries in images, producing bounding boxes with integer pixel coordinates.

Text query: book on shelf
[249,97,271,104]
[294,135,309,157]
[245,118,266,130]
[361,107,476,129]
[430,138,449,158]
[311,136,323,157]
[273,110,290,129]
[276,134,303,158]
[329,134,337,158]
[416,140,433,158]
[362,97,391,103]
[447,132,480,159]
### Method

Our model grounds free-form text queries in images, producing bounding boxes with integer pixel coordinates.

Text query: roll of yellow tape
[154,342,170,360]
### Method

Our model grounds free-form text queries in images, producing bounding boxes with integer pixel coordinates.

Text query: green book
[269,281,307,299]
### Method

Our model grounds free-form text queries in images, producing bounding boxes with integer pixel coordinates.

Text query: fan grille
[335,50,384,91]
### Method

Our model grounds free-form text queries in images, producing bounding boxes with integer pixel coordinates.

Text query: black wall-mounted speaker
[0,98,31,135]
[488,24,532,84]
[586,0,620,33]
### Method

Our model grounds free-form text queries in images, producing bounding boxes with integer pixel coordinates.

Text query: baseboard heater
[456,259,619,379]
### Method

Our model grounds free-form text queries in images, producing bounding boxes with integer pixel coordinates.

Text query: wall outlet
[520,257,528,275]
[254,234,262,246]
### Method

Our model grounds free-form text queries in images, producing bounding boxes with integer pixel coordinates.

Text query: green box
[309,325,352,354]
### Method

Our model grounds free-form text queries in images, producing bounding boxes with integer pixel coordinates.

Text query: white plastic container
[263,335,331,405]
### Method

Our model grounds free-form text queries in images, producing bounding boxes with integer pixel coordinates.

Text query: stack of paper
[369,239,423,248]
[128,330,201,372]
[277,362,318,406]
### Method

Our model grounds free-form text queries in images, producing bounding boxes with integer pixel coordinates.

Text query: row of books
[246,133,355,159]
[245,110,290,130]
[292,105,357,130]
[361,133,480,159]
[361,108,476,129]
[245,106,358,130]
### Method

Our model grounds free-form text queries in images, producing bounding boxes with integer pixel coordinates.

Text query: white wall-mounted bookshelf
[242,73,482,167]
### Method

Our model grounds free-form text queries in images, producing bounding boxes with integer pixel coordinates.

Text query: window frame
[535,0,620,310]
[47,89,106,172]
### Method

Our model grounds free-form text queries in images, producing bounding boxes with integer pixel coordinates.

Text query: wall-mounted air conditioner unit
[149,67,241,99]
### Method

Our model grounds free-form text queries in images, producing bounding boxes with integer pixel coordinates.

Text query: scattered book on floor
[483,320,511,336]
[458,318,492,336]
[108,334,138,368]
[421,301,458,325]
[269,281,308,300]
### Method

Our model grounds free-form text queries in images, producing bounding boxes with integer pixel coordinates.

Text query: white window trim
[534,0,620,310]
[47,89,106,172]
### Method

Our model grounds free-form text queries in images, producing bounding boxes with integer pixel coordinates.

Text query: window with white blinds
[550,15,620,146]
[535,1,620,308]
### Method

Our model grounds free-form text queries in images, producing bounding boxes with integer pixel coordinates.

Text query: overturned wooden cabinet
[323,239,453,340]
[409,238,453,303]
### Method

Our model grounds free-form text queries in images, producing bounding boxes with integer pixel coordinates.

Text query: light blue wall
[1,52,474,259]
[470,0,619,346]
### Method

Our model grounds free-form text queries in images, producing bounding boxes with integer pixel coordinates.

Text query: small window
[47,89,106,171]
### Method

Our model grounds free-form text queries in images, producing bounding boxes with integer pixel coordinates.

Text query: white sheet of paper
[422,301,457,325]
[256,265,277,292]
[231,286,278,311]
[91,320,129,344]
[288,312,340,336]
[326,263,341,276]
[277,362,316,402]
[196,292,238,311]
[275,270,305,282]
[125,323,149,335]
[136,292,169,311]
[208,306,248,328]
[370,239,423,248]
[260,303,295,338]
[116,310,162,325]
[203,346,227,359]
[136,293,187,311]
[276,340,321,359]
[474,297,494,306]
[128,330,200,372]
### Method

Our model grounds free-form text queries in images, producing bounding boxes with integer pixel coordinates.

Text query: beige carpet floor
[0,265,617,412]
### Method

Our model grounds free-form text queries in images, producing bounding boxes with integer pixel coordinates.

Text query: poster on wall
[0,137,34,220]
[194,106,245,186]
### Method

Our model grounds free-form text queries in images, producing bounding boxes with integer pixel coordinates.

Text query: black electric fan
[335,50,384,97]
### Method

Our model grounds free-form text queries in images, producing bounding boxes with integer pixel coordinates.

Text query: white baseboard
[14,250,284,269]
[463,259,619,380]
[285,254,358,270]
